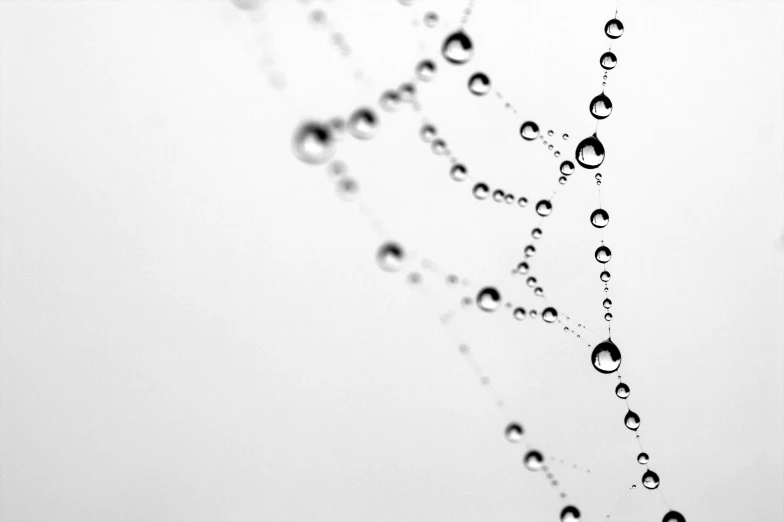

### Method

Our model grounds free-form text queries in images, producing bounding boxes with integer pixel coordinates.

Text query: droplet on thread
[600,51,617,70]
[616,382,630,398]
[292,121,335,165]
[575,134,605,169]
[591,339,622,374]
[536,200,553,217]
[605,18,624,39]
[505,423,524,442]
[642,469,660,489]
[624,410,641,431]
[595,245,612,263]
[376,242,405,272]
[591,209,610,228]
[590,93,613,120]
[473,182,490,200]
[520,121,540,141]
[442,31,474,64]
[468,72,491,95]
[477,287,502,312]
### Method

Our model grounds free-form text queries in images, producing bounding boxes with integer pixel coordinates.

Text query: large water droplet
[348,108,379,139]
[524,245,536,257]
[473,182,490,200]
[595,245,612,263]
[591,209,609,228]
[523,450,544,471]
[560,506,581,521]
[605,18,624,39]
[542,307,558,323]
[505,423,524,442]
[625,410,641,431]
[560,161,575,175]
[450,164,468,181]
[292,121,335,165]
[600,51,617,70]
[468,72,491,95]
[377,242,404,272]
[590,93,613,120]
[575,134,605,169]
[415,59,437,81]
[662,511,686,522]
[477,287,501,312]
[520,121,539,141]
[642,469,660,489]
[638,452,649,464]
[591,339,622,374]
[442,31,474,64]
[616,382,630,398]
[536,200,553,217]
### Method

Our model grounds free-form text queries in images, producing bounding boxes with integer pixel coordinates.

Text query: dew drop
[662,511,686,522]
[600,270,611,282]
[292,121,335,165]
[513,307,526,320]
[542,307,558,323]
[536,200,553,217]
[379,90,401,112]
[431,139,447,155]
[420,124,436,142]
[442,31,474,64]
[468,72,491,95]
[408,272,422,284]
[558,177,566,184]
[642,469,660,489]
[524,245,536,258]
[376,242,405,272]
[600,51,617,70]
[595,245,612,263]
[524,450,545,471]
[575,134,605,169]
[531,228,542,239]
[590,209,610,228]
[529,309,538,318]
[518,197,529,207]
[638,452,649,464]
[473,182,490,200]
[615,382,630,398]
[492,189,505,202]
[517,262,530,274]
[534,287,544,297]
[590,93,613,120]
[591,339,622,374]
[624,410,641,431]
[450,164,468,181]
[415,59,437,81]
[605,18,624,39]
[348,108,379,140]
[504,194,514,204]
[560,161,575,176]
[560,506,581,521]
[603,298,612,309]
[554,151,561,157]
[526,276,537,287]
[477,287,502,312]
[595,173,602,181]
[520,121,539,141]
[399,83,417,102]
[336,177,359,201]
[604,312,613,321]
[505,423,524,442]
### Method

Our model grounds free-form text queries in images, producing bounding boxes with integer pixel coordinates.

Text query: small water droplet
[534,287,544,297]
[536,200,553,217]
[513,307,526,320]
[399,83,417,102]
[520,121,540,141]
[529,309,539,318]
[590,93,613,120]
[450,164,467,181]
[526,276,537,287]
[624,410,641,431]
[560,506,581,521]
[473,182,490,200]
[468,72,491,95]
[420,124,436,142]
[531,228,543,239]
[605,312,613,321]
[554,151,561,157]
[600,270,611,282]
[407,272,422,284]
[348,108,379,140]
[336,177,359,201]
[292,121,335,164]
[603,298,612,309]
[542,307,558,323]
[616,382,630,398]
[423,11,439,27]
[591,339,622,374]
[517,262,530,274]
[590,209,610,228]
[480,376,490,386]
[638,452,649,464]
[642,469,660,489]
[492,189,505,202]
[505,423,524,442]
[477,287,502,312]
[431,139,447,155]
[595,246,612,263]
[504,194,514,204]
[379,90,401,112]
[458,344,469,354]
[524,245,536,258]
[415,59,437,81]
[605,18,624,39]
[442,31,474,64]
[600,51,617,70]
[524,450,544,471]
[376,242,404,272]
[518,197,529,207]
[575,134,605,169]
[559,176,567,184]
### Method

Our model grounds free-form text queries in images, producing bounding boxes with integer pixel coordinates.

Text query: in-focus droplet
[616,382,630,398]
[513,307,526,320]
[442,31,474,64]
[542,307,558,323]
[379,90,401,112]
[560,161,575,176]
[415,59,437,81]
[468,72,491,95]
[560,506,581,522]
[595,245,612,263]
[605,312,613,321]
[420,124,436,142]
[642,469,660,489]
[450,164,467,182]
[600,270,611,282]
[605,18,624,39]
[603,298,612,309]
[492,189,505,202]
[591,339,622,374]
[336,177,359,201]
[520,121,539,141]
[595,173,602,181]
[348,108,379,140]
[292,121,335,165]
[638,452,649,464]
[590,209,610,228]
[524,450,544,471]
[563,133,569,140]
[554,151,561,157]
[624,410,641,431]
[524,245,536,258]
[536,200,553,217]
[505,423,524,442]
[559,176,567,184]
[376,242,404,272]
[532,228,542,239]
[517,261,530,274]
[662,511,686,522]
[518,197,528,207]
[473,182,489,200]
[534,287,544,296]
[477,287,501,312]
[575,134,605,169]
[526,276,537,287]
[590,93,613,120]
[600,51,617,70]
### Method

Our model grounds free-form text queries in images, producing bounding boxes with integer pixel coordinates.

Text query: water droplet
[477,287,502,312]
[473,182,490,200]
[624,410,641,430]
[415,59,437,81]
[638,452,649,464]
[450,164,467,181]
[600,51,617,70]
[348,108,379,140]
[423,11,439,27]
[446,274,459,285]
[605,312,613,321]
[461,297,473,307]
[492,189,505,202]
[468,72,491,95]
[662,511,686,522]
[517,262,530,274]
[575,134,605,169]
[559,176,567,185]
[536,200,553,217]
[543,307,558,323]
[524,245,536,258]
[505,423,524,442]
[513,307,526,320]
[560,161,575,176]
[605,18,624,39]
[399,83,417,102]
[328,160,347,177]
[442,31,474,64]
[590,209,610,228]
[590,93,613,120]
[526,276,537,287]
[529,309,539,318]
[431,139,447,155]
[524,450,545,471]
[603,298,612,309]
[554,151,561,157]
[379,90,401,112]
[642,469,660,489]
[534,287,544,297]
[292,121,335,165]
[632,484,637,489]
[504,194,514,204]
[591,339,622,374]
[377,242,404,272]
[531,228,542,239]
[518,197,529,207]
[520,121,540,141]
[616,382,630,398]
[548,144,554,150]
[560,506,581,521]
[595,173,602,181]
[336,177,359,201]
[595,246,612,263]
[600,270,611,282]
[420,124,436,142]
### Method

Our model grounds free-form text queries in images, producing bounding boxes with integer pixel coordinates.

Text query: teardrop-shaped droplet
[348,107,379,140]
[600,51,617,70]
[642,469,660,489]
[638,452,649,464]
[415,59,437,81]
[442,30,474,64]
[379,90,401,112]
[605,18,624,39]
[376,242,405,272]
[590,93,613,120]
[473,182,489,200]
[560,506,581,522]
[468,72,491,95]
[662,511,686,522]
[520,121,539,141]
[536,200,553,217]
[292,121,335,165]
[505,423,524,442]
[450,164,467,181]
[624,410,641,431]
[420,124,436,142]
[477,287,501,312]
[560,161,575,175]
[590,209,609,228]
[616,382,630,398]
[595,245,612,263]
[603,298,612,309]
[591,339,622,374]
[575,134,605,169]
[600,270,611,282]
[513,307,526,320]
[542,307,558,323]
[523,450,544,471]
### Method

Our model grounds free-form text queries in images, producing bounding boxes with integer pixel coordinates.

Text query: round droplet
[407,272,422,284]
[432,139,447,155]
[450,164,467,182]
[547,130,554,137]
[328,161,346,177]
[591,339,622,374]
[292,121,335,165]
[415,59,437,81]
[595,245,612,263]
[529,309,538,319]
[531,228,542,239]
[376,242,404,272]
[523,450,544,471]
[600,51,617,70]
[595,173,602,181]
[638,452,649,464]
[590,93,613,120]
[524,245,536,258]
[642,469,660,489]
[505,423,524,442]
[420,124,436,142]
[520,121,539,141]
[423,11,439,27]
[504,194,514,204]
[468,72,491,95]
[492,189,505,202]
[399,83,417,102]
[559,176,567,184]
[615,382,630,398]
[560,161,575,176]
[534,287,544,297]
[348,108,379,140]
[600,270,611,282]
[442,31,474,64]
[526,276,537,287]
[379,90,401,112]
[560,506,581,522]
[477,287,501,312]
[605,18,624,39]
[575,134,605,169]
[590,209,610,228]
[662,511,686,522]
[517,261,529,274]
[542,307,558,323]
[605,313,613,321]
[603,298,612,309]
[624,410,641,431]
[562,133,569,140]
[548,144,554,150]
[336,177,359,201]
[473,182,489,200]
[536,200,553,217]
[518,197,528,207]
[513,307,526,320]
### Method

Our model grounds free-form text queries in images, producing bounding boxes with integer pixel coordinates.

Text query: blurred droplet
[524,450,545,471]
[442,31,474,64]
[595,245,612,263]
[292,121,335,165]
[638,452,649,464]
[348,108,379,140]
[416,59,437,81]
[468,72,491,95]
[376,242,405,272]
[450,164,468,181]
[505,423,524,442]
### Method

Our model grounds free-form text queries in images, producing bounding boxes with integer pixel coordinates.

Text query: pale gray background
[1,0,783,521]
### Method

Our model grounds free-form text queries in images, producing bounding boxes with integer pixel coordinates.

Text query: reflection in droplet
[517,262,530,274]
[590,93,613,120]
[638,452,649,464]
[575,134,605,169]
[534,287,544,297]
[492,189,505,202]
[590,209,610,228]
[524,450,545,471]
[505,423,524,442]
[642,469,660,489]
[431,139,447,155]
[376,242,405,272]
[524,245,536,258]
[442,31,474,64]
[595,245,612,263]
[379,90,401,112]
[348,108,379,140]
[477,287,502,312]
[415,59,437,81]
[468,72,491,96]
[616,382,630,398]
[605,312,613,321]
[526,277,537,287]
[591,339,622,374]
[605,18,624,39]
[473,182,490,200]
[625,410,641,431]
[560,506,581,521]
[292,121,335,165]
[536,200,553,217]
[531,228,542,239]
[542,307,558,323]
[520,121,539,141]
